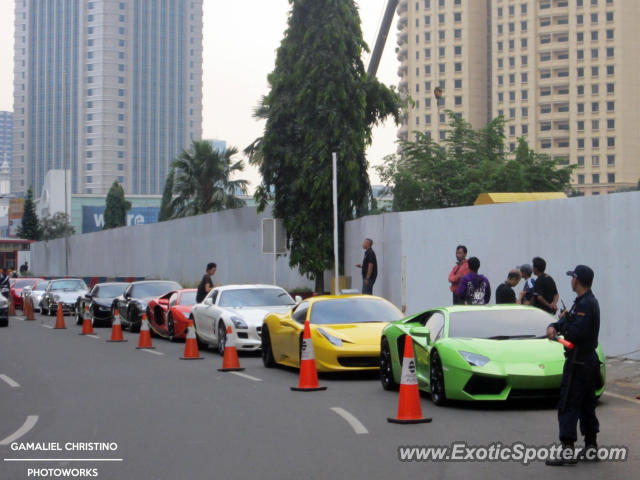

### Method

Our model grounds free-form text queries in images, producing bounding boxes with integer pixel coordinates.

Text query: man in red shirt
[448,245,469,305]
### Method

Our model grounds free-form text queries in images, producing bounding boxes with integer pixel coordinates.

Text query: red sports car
[10,277,44,309]
[147,289,197,340]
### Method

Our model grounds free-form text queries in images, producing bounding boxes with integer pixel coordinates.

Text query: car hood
[94,298,116,308]
[443,337,566,364]
[311,322,388,346]
[226,305,292,326]
[51,291,87,302]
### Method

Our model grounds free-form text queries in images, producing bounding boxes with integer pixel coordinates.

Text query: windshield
[50,280,87,291]
[179,291,197,306]
[448,308,554,339]
[14,279,37,289]
[95,284,127,298]
[131,282,181,298]
[310,298,404,325]
[218,288,295,308]
[34,281,49,291]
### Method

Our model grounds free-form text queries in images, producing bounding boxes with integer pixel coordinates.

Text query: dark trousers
[362,279,375,295]
[558,357,600,444]
[452,292,463,305]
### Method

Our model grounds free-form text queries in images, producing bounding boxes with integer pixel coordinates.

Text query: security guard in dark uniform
[545,265,600,466]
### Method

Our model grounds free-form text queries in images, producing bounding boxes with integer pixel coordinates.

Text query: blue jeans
[362,279,375,295]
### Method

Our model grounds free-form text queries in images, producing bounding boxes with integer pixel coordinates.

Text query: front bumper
[314,340,381,372]
[234,324,262,351]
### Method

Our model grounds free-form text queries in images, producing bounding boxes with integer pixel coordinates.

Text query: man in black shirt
[545,265,600,466]
[531,256,558,314]
[196,262,217,303]
[355,238,377,294]
[495,269,521,304]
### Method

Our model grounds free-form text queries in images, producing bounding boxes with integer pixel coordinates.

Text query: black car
[0,293,8,327]
[76,282,128,327]
[113,280,182,332]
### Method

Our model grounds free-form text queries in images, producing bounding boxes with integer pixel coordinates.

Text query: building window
[454,46,462,55]
[607,154,615,165]
[607,101,615,111]
[592,155,600,167]
[592,138,599,148]
[577,32,584,42]
[607,137,615,147]
[607,119,615,129]
[606,47,614,58]
[522,107,528,117]
[607,65,614,75]
[592,174,600,184]
[591,48,598,59]
[577,103,584,113]
[591,13,598,24]
[592,119,599,130]
[592,84,599,95]
[578,156,585,166]
[454,96,462,106]
[454,79,462,89]
[577,67,584,77]
[577,85,584,95]
[608,173,615,184]
[454,29,461,39]
[454,62,462,72]
[522,124,528,135]
[606,29,614,40]
[578,174,585,185]
[577,120,584,130]
[86,176,93,183]
[592,31,598,41]
[577,50,584,60]
[86,164,93,171]
[578,139,585,149]
[606,12,613,22]
[591,66,599,77]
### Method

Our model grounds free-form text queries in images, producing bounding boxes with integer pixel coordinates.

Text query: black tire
[430,350,447,406]
[380,337,399,391]
[217,322,226,356]
[167,313,175,341]
[129,308,141,333]
[76,301,84,325]
[261,326,276,368]
[47,301,54,317]
[191,317,207,348]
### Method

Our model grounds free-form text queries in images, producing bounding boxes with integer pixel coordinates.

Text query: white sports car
[190,285,297,355]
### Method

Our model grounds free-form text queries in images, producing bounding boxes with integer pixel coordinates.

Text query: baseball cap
[566,265,594,286]
[518,264,532,275]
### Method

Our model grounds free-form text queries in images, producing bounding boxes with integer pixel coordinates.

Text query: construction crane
[367,0,399,76]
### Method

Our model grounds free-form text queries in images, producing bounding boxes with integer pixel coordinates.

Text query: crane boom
[367,0,399,76]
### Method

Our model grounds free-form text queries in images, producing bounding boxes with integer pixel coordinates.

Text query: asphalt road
[1,312,638,480]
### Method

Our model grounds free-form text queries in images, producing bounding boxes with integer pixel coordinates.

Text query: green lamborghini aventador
[380,305,606,405]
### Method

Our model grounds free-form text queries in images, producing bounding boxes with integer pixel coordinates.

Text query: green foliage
[17,187,41,240]
[40,212,75,240]
[248,0,401,288]
[103,181,131,230]
[377,111,576,211]
[158,169,175,222]
[170,140,247,218]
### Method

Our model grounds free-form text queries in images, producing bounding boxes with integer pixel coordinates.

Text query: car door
[273,301,307,365]
[420,311,446,388]
[194,289,219,343]
[118,285,133,324]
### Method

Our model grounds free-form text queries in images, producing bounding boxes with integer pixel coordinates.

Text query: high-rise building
[397,0,640,195]
[12,1,203,197]
[0,111,12,171]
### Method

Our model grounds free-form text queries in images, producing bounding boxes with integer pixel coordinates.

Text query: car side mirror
[86,293,93,299]
[409,326,431,345]
[204,298,212,305]
[295,295,302,304]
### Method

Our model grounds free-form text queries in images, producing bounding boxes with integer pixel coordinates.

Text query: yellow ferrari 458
[261,295,404,372]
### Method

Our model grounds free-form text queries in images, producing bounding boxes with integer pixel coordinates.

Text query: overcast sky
[0,0,399,190]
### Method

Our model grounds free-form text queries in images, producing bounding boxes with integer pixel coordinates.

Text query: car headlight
[318,328,343,347]
[53,295,61,302]
[230,316,247,329]
[0,297,8,307]
[458,351,490,367]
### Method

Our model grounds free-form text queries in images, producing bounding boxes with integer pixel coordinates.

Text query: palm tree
[170,140,248,218]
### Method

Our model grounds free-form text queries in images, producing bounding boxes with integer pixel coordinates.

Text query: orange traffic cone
[136,315,154,349]
[54,302,66,329]
[25,298,35,321]
[387,335,432,424]
[218,325,244,372]
[79,305,95,335]
[107,313,127,342]
[291,320,327,391]
[8,296,15,316]
[180,321,203,360]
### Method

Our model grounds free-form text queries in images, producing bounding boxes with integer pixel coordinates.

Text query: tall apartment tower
[399,0,640,195]
[12,0,203,197]
[396,0,489,143]
[0,111,12,170]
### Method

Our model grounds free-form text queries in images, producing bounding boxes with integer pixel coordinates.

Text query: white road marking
[140,349,164,356]
[230,372,262,382]
[86,335,100,339]
[603,391,640,405]
[330,407,369,434]
[42,325,53,329]
[0,416,39,445]
[0,374,20,388]
[4,459,123,462]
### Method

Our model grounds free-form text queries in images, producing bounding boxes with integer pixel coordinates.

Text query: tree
[248,0,400,292]
[17,187,41,240]
[377,111,575,211]
[170,140,248,218]
[103,181,131,230]
[40,212,75,241]
[158,169,175,222]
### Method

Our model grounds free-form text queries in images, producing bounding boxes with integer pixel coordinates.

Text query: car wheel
[190,317,206,348]
[430,350,447,406]
[217,322,227,356]
[130,308,141,333]
[261,326,275,368]
[167,313,175,341]
[47,302,54,317]
[380,337,399,391]
[76,303,84,325]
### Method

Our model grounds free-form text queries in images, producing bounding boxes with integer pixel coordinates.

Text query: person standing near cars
[355,238,377,294]
[448,245,470,304]
[545,265,600,466]
[531,256,559,314]
[457,257,491,305]
[517,264,535,305]
[0,269,10,299]
[196,262,217,303]
[495,269,521,304]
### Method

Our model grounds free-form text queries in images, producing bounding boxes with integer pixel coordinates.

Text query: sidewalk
[605,356,640,401]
